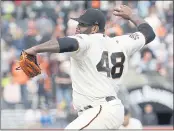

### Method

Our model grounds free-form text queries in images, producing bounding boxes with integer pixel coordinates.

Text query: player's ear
[91,25,99,33]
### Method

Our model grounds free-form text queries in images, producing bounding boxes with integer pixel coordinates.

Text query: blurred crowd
[1,0,173,128]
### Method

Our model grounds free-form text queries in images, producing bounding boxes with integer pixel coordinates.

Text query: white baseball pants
[65,99,124,129]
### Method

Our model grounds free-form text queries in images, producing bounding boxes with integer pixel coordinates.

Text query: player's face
[76,22,93,34]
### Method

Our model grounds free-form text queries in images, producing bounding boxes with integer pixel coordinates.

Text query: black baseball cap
[71,8,106,32]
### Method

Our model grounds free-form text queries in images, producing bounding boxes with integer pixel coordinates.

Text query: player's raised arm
[24,36,80,56]
[113,5,155,45]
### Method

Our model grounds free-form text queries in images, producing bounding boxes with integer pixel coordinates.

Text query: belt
[79,96,116,112]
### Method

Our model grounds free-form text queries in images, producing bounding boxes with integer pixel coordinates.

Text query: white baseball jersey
[68,32,145,110]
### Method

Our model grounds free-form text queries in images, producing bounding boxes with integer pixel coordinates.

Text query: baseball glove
[16,51,41,78]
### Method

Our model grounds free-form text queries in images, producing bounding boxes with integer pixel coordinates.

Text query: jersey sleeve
[114,32,146,56]
[67,34,90,58]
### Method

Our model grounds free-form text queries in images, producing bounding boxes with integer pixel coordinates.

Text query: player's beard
[83,27,93,34]
[75,29,81,34]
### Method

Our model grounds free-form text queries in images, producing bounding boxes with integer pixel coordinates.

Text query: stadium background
[1,0,173,129]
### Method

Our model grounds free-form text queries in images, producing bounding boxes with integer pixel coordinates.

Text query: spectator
[36,13,54,37]
[23,19,38,50]
[2,71,21,109]
[40,108,53,127]
[106,21,123,37]
[145,5,161,32]
[55,61,72,111]
[10,26,25,56]
[119,108,143,129]
[1,1,15,17]
[166,55,173,81]
[1,72,12,90]
[137,1,151,18]
[36,55,51,109]
[142,104,158,125]
[165,28,173,56]
[1,39,14,75]
[138,48,157,73]
[144,5,162,53]
[122,21,137,34]
[11,60,29,109]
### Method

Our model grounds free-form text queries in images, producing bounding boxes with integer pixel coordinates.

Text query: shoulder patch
[129,33,139,40]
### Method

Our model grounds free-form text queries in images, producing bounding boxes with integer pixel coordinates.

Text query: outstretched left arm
[25,37,79,56]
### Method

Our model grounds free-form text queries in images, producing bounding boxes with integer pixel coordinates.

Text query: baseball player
[24,5,155,129]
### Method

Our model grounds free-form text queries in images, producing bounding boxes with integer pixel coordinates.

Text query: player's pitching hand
[113,5,133,20]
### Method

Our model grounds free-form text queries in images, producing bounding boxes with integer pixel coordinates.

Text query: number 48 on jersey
[96,51,125,79]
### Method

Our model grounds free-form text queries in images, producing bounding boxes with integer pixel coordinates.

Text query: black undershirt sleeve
[137,23,156,45]
[57,37,79,53]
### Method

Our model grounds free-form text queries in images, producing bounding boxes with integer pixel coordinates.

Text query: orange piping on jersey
[79,105,102,130]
